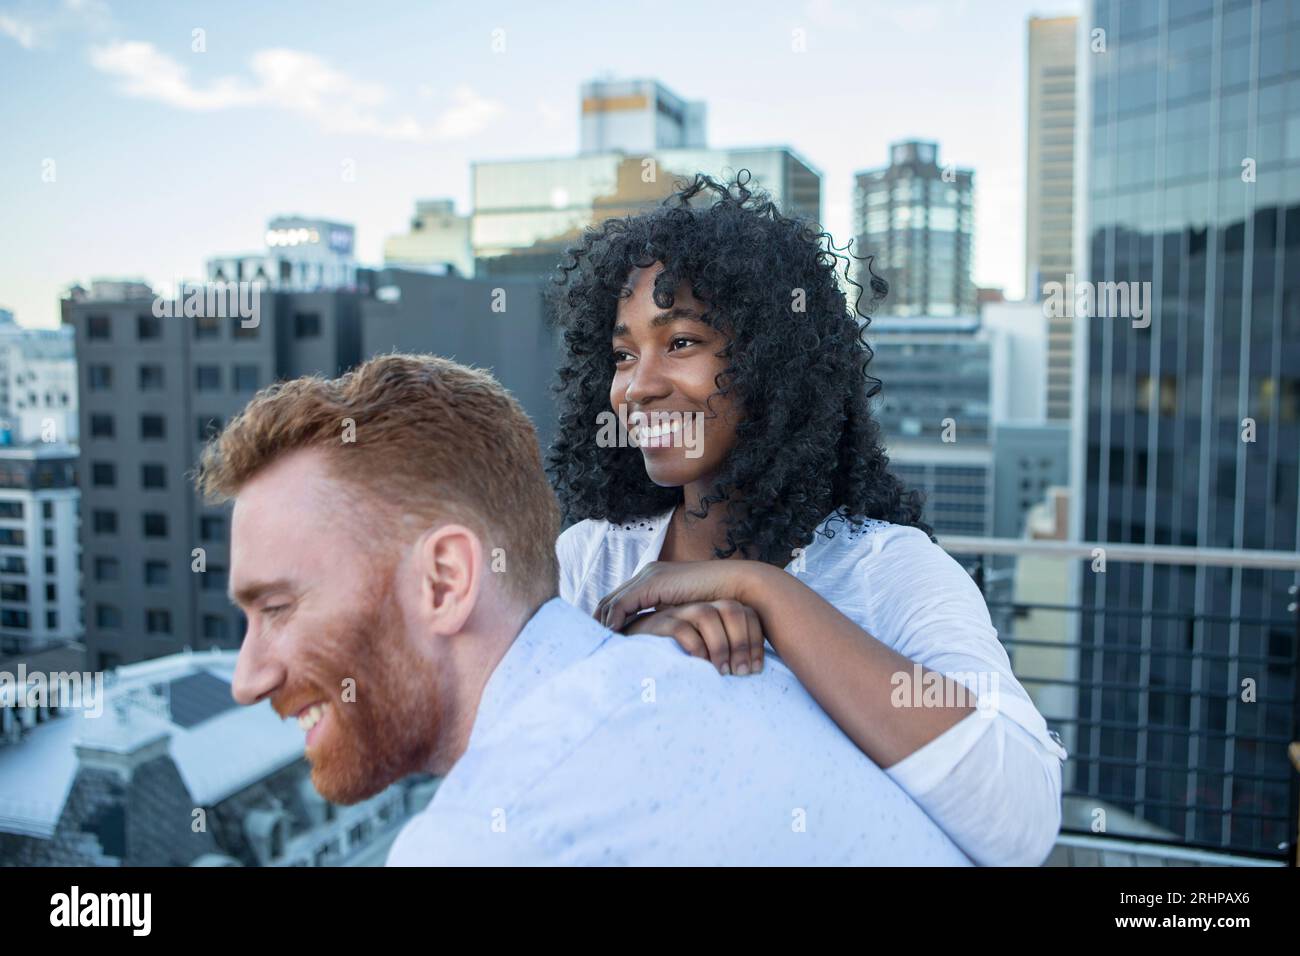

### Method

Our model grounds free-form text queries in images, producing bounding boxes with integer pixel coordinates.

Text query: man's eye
[262,604,289,616]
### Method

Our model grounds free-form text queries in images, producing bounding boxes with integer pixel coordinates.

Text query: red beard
[272,572,439,804]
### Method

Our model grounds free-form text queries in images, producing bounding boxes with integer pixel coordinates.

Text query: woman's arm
[596,556,1067,865]
[598,559,974,767]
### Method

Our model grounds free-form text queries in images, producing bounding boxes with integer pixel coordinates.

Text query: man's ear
[414,523,484,636]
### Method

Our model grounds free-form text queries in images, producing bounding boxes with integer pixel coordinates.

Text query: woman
[546,171,1067,866]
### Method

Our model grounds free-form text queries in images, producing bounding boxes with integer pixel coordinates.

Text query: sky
[0,0,1080,329]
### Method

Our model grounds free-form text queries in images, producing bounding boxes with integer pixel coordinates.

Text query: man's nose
[230,632,285,706]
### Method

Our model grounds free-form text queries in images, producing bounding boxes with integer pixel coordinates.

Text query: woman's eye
[668,337,697,351]
[612,350,633,363]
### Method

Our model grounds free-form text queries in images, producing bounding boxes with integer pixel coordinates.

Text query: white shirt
[387,598,972,866]
[556,508,1069,867]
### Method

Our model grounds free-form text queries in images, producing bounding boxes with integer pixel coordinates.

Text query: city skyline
[1,0,1079,328]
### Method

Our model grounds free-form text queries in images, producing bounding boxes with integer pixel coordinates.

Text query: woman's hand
[621,601,765,675]
[594,559,759,631]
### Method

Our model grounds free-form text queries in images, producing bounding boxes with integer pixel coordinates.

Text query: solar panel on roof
[167,671,238,729]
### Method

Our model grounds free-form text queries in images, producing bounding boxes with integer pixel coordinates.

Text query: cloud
[88,40,502,142]
[0,14,37,48]
[430,85,505,139]
[0,0,112,49]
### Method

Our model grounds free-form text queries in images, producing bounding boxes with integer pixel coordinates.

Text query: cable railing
[939,535,1300,865]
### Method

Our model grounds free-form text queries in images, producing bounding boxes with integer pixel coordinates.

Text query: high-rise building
[1074,0,1300,855]
[383,200,474,278]
[579,78,706,155]
[867,315,993,537]
[0,444,81,656]
[1026,15,1079,422]
[64,284,365,670]
[207,216,359,292]
[853,141,976,317]
[474,79,819,281]
[473,149,822,280]
[0,310,78,444]
[62,269,556,670]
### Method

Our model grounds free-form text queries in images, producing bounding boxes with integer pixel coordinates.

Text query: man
[199,353,970,865]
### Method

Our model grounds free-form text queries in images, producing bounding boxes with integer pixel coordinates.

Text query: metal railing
[939,535,1300,865]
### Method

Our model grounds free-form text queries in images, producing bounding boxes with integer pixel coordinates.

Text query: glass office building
[1077,0,1300,855]
[852,140,976,317]
[472,148,822,280]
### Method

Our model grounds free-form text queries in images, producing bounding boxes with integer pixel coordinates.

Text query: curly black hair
[545,169,931,566]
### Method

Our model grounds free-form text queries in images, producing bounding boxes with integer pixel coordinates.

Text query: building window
[195,316,220,340]
[140,414,166,440]
[0,528,24,546]
[43,555,53,574]
[202,614,230,642]
[45,610,57,629]
[42,528,53,548]
[94,556,120,581]
[0,501,22,519]
[87,315,111,340]
[95,605,122,629]
[0,556,23,574]
[1,609,30,629]
[139,364,165,391]
[90,414,115,438]
[202,565,228,592]
[141,464,167,490]
[137,313,162,340]
[195,365,221,391]
[144,560,169,587]
[197,415,223,442]
[92,510,117,535]
[233,364,260,391]
[142,513,168,538]
[145,609,172,634]
[294,312,321,338]
[232,316,259,339]
[88,365,113,391]
[91,462,116,487]
[44,583,55,601]
[1,582,28,602]
[200,515,226,541]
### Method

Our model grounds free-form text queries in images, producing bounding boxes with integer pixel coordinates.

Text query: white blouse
[556,507,1069,867]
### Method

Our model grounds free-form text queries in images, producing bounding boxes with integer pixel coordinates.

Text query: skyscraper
[579,78,706,155]
[473,79,820,281]
[853,141,976,317]
[1026,15,1079,422]
[1074,0,1300,855]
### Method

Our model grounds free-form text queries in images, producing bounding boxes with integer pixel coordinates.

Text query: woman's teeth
[634,419,681,445]
[297,703,326,732]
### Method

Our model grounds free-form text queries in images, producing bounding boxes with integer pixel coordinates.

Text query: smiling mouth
[296,701,326,731]
[630,417,685,448]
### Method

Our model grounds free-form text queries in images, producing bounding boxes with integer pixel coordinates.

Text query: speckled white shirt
[387,597,972,866]
[554,508,1069,867]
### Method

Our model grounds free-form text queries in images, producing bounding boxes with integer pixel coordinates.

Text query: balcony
[940,535,1299,868]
